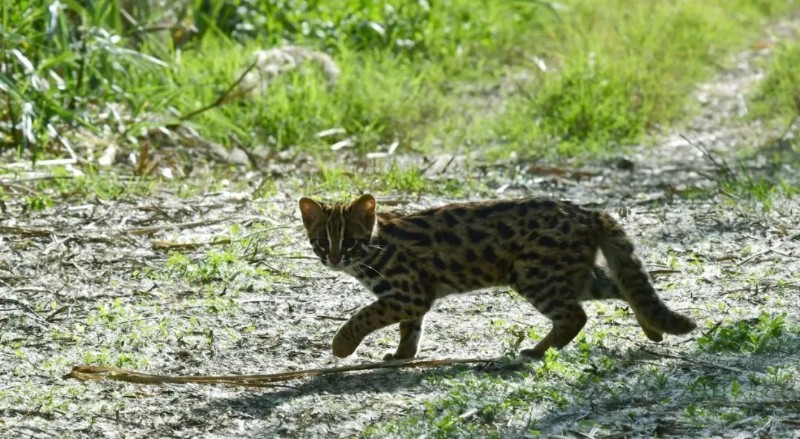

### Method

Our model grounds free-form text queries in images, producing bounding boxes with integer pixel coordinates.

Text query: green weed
[697,312,790,354]
[383,163,426,194]
[719,168,798,212]
[3,0,793,163]
[489,0,795,157]
[751,41,800,124]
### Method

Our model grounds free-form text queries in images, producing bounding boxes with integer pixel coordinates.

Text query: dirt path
[2,19,800,439]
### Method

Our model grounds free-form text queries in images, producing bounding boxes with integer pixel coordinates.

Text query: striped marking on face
[324,206,346,265]
[309,204,372,268]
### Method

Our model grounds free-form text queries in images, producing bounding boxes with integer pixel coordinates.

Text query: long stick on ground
[65,357,495,388]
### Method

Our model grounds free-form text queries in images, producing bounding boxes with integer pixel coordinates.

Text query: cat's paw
[331,328,360,358]
[383,351,417,362]
[383,345,418,361]
[519,348,546,360]
[642,326,663,342]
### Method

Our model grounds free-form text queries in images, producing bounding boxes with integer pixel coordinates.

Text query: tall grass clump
[0,0,179,159]
[491,0,796,157]
[751,41,800,125]
[1,0,796,163]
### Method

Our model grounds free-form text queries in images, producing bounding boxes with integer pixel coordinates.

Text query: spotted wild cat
[299,194,696,360]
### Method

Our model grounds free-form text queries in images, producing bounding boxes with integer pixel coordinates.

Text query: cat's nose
[329,254,341,265]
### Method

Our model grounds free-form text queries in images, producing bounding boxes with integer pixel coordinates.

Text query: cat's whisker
[352,264,369,279]
[357,262,385,280]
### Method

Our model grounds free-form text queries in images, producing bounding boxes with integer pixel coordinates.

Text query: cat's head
[298,194,376,269]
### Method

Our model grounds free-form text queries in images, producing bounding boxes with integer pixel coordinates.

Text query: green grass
[751,40,800,124]
[698,312,790,354]
[2,0,795,164]
[490,0,796,157]
[363,321,800,437]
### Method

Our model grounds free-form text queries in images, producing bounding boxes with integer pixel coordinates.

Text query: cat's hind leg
[519,294,588,358]
[383,317,425,361]
[509,262,589,358]
[580,266,663,342]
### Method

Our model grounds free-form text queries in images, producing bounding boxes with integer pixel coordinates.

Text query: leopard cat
[299,194,696,360]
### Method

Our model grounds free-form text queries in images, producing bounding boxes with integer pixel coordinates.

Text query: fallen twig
[125,218,230,236]
[0,158,78,170]
[150,238,232,250]
[648,269,682,276]
[0,225,55,236]
[736,231,800,266]
[171,58,261,125]
[638,345,746,374]
[65,357,494,387]
[254,262,337,280]
[700,399,800,409]
[0,219,231,239]
[682,133,736,180]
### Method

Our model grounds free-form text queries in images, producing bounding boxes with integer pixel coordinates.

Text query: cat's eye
[342,238,357,248]
[314,238,330,248]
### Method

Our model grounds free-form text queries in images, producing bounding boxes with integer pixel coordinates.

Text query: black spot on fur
[508,270,518,284]
[451,207,468,217]
[407,217,430,228]
[539,256,557,267]
[495,222,514,239]
[392,293,412,303]
[383,225,432,246]
[538,236,559,248]
[539,299,564,315]
[475,208,492,219]
[442,212,459,227]
[385,266,409,276]
[465,248,477,262]
[527,267,541,278]
[434,230,463,246]
[373,281,392,295]
[468,228,489,242]
[483,246,498,263]
[369,243,396,270]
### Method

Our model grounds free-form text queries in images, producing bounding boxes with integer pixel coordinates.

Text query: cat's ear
[299,197,325,229]
[351,194,376,219]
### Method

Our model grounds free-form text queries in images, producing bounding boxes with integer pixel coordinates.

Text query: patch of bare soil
[2,21,800,439]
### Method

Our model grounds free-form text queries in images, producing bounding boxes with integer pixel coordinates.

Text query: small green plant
[383,163,426,194]
[750,41,800,124]
[698,312,787,354]
[24,194,53,211]
[719,170,798,213]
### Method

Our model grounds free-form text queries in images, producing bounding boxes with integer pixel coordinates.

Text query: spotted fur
[299,194,696,360]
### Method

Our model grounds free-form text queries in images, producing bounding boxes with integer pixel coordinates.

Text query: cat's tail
[595,211,696,341]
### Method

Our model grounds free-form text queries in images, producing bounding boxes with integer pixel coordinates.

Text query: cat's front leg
[332,298,429,358]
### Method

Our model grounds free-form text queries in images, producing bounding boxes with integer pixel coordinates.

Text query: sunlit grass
[2,0,796,164]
